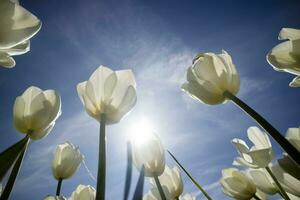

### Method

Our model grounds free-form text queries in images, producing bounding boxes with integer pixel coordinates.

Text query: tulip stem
[223,91,300,165]
[123,142,132,200]
[265,166,290,200]
[96,113,106,200]
[167,151,213,200]
[0,136,30,200]
[56,178,63,196]
[153,175,166,200]
[253,194,262,200]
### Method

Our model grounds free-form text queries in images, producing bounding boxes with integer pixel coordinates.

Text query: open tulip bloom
[70,185,96,200]
[0,0,41,68]
[77,65,137,200]
[0,86,61,200]
[182,50,300,165]
[267,28,300,87]
[52,142,83,196]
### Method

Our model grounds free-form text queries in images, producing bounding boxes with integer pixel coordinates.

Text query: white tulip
[271,164,300,197]
[248,168,277,195]
[44,196,66,200]
[179,193,196,200]
[13,86,61,140]
[77,66,137,124]
[150,165,183,199]
[267,28,300,87]
[253,190,267,200]
[132,132,165,177]
[52,142,83,180]
[143,186,172,200]
[232,126,273,168]
[182,50,240,105]
[220,168,257,200]
[70,185,96,200]
[285,127,300,151]
[0,0,41,68]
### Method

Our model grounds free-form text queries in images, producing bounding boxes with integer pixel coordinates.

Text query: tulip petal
[4,40,30,56]
[289,76,300,87]
[279,28,300,40]
[0,52,15,68]
[29,122,54,140]
[13,96,27,133]
[248,169,277,195]
[285,128,300,151]
[247,126,271,150]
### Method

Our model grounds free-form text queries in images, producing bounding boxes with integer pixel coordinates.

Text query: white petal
[248,169,277,195]
[247,127,271,150]
[13,96,27,133]
[4,40,30,56]
[285,128,300,151]
[29,122,54,140]
[279,28,300,40]
[289,76,300,87]
[0,52,15,68]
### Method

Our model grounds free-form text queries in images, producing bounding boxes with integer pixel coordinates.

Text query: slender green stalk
[253,194,262,200]
[168,151,213,200]
[96,113,106,200]
[223,91,300,165]
[153,175,166,200]
[56,178,63,196]
[0,137,30,200]
[265,166,290,200]
[132,166,145,200]
[123,142,132,200]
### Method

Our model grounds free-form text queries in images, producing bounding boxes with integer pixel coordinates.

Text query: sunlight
[129,118,154,145]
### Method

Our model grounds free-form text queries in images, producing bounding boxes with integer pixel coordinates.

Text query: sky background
[0,0,300,199]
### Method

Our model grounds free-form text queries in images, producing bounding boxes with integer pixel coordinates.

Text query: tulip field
[0,0,299,200]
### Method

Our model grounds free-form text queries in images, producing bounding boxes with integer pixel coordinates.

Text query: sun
[128,118,154,145]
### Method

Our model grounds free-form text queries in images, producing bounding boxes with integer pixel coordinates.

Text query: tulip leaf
[0,136,29,181]
[123,142,132,200]
[132,166,144,200]
[167,150,213,200]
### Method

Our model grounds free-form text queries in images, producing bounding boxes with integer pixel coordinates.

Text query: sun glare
[129,118,154,145]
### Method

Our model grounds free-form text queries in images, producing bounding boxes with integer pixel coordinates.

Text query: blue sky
[0,0,300,199]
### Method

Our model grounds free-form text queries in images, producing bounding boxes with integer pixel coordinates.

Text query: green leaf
[132,166,144,200]
[123,142,132,200]
[0,136,29,181]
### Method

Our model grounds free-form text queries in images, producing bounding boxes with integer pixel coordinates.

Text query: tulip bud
[267,28,300,87]
[13,86,61,140]
[150,165,183,199]
[232,126,273,168]
[77,66,137,125]
[52,142,83,180]
[220,168,257,200]
[0,0,41,68]
[182,50,240,105]
[44,196,66,200]
[71,185,96,200]
[179,193,196,200]
[132,132,165,177]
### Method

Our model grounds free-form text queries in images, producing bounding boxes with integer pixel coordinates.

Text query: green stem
[265,166,290,200]
[154,175,166,200]
[223,91,300,165]
[56,178,63,196]
[167,151,213,200]
[96,114,106,200]
[0,136,30,200]
[123,142,132,200]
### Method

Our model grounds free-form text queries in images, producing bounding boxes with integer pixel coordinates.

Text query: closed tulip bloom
[71,185,96,200]
[232,126,273,168]
[150,165,183,199]
[143,186,172,200]
[0,0,41,68]
[44,196,66,200]
[267,28,300,87]
[13,86,61,140]
[132,132,165,177]
[77,66,137,124]
[179,193,196,200]
[271,164,300,197]
[248,168,277,195]
[182,50,240,105]
[220,168,257,200]
[52,142,83,180]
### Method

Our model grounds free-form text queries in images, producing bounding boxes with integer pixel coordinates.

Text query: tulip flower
[52,142,83,196]
[182,51,300,165]
[179,193,196,200]
[182,50,240,105]
[44,196,66,200]
[271,164,300,197]
[150,165,183,199]
[143,186,171,200]
[232,126,273,168]
[77,66,136,200]
[220,168,258,200]
[248,168,278,195]
[71,185,96,200]
[266,28,300,87]
[14,86,61,140]
[132,131,166,200]
[0,86,61,200]
[0,0,41,68]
